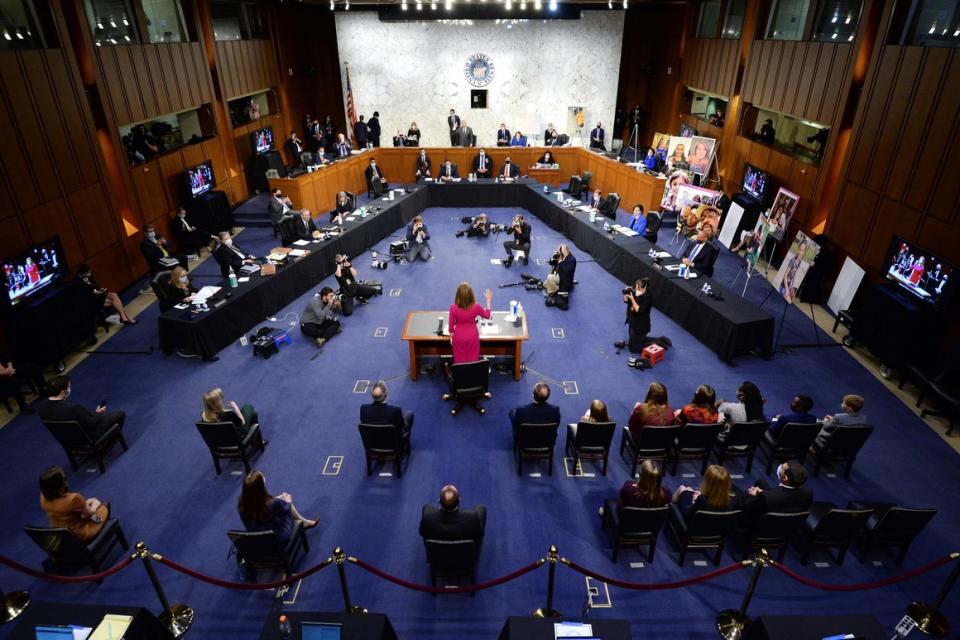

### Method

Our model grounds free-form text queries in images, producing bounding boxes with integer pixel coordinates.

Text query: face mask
[147,232,156,241]
[224,239,233,247]
[63,387,71,399]
[178,276,188,284]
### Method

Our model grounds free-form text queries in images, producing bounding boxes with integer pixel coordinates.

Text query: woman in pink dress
[448,282,493,364]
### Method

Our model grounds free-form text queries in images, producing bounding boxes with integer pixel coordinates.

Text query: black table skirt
[742,614,888,640]
[258,611,397,640]
[497,616,631,640]
[8,602,173,640]
[159,181,773,362]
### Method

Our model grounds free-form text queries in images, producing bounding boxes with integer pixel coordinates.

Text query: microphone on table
[436,316,445,336]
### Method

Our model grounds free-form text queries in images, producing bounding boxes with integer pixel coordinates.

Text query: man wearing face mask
[471,148,493,179]
[172,207,214,257]
[364,158,388,195]
[740,460,813,527]
[214,231,258,276]
[35,375,126,440]
[140,224,187,274]
[415,149,432,179]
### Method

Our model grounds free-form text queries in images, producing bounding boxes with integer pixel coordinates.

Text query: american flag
[344,63,357,131]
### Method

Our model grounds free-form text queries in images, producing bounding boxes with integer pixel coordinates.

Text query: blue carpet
[1,197,957,639]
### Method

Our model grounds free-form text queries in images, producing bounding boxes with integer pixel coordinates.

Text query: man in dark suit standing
[590,122,606,150]
[364,158,388,192]
[354,115,369,148]
[447,109,461,146]
[437,160,459,181]
[367,111,381,147]
[140,224,187,273]
[214,231,257,275]
[509,382,561,432]
[500,156,520,179]
[681,226,719,277]
[415,149,432,179]
[285,131,307,167]
[419,484,486,546]
[360,381,413,436]
[291,209,320,242]
[471,148,493,178]
[35,375,125,440]
[741,460,813,526]
[458,120,474,148]
[496,123,511,147]
[306,117,322,151]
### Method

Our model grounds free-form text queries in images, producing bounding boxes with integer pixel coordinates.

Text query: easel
[625,119,641,163]
[697,141,722,190]
[760,276,846,354]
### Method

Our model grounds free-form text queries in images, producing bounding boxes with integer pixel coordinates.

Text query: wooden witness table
[401,310,529,380]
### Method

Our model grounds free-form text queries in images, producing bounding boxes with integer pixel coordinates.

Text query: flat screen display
[251,126,274,154]
[300,622,342,640]
[186,160,215,198]
[4,236,67,307]
[883,236,955,308]
[742,163,769,201]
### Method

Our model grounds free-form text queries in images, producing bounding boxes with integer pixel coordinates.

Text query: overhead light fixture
[549,0,556,9]
[445,0,452,9]
[954,29,960,37]
[622,0,627,8]
[330,0,334,9]
[416,1,422,9]
[534,0,541,8]
[831,31,837,39]
[928,23,936,34]
[607,0,612,8]
[401,0,407,8]
[844,14,851,24]
[847,34,854,41]
[2,30,10,41]
[109,18,116,28]
[345,0,349,9]
[431,1,436,9]
[831,13,837,23]
[505,0,511,9]
[520,0,526,9]
[96,19,104,29]
[122,17,129,26]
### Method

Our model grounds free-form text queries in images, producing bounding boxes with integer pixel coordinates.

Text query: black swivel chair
[443,360,491,416]
[759,422,822,474]
[602,505,670,563]
[565,421,616,476]
[227,525,308,582]
[810,424,874,478]
[40,418,128,474]
[211,244,231,278]
[358,422,411,477]
[278,217,299,247]
[797,502,873,566]
[669,422,722,476]
[423,539,477,596]
[566,175,581,196]
[848,502,937,565]
[195,421,266,475]
[644,211,662,244]
[741,511,809,562]
[513,422,560,476]
[150,271,181,313]
[620,424,681,477]
[667,505,742,566]
[600,193,620,219]
[24,519,129,581]
[578,171,593,201]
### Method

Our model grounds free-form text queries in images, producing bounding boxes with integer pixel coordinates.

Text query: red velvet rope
[771,555,957,592]
[0,553,134,584]
[155,555,333,590]
[563,557,749,590]
[350,557,543,594]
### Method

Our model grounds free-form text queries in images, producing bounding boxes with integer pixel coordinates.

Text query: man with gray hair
[359,380,413,436]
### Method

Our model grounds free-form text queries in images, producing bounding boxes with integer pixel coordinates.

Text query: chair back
[645,211,662,234]
[516,423,560,451]
[676,422,721,452]
[811,508,873,542]
[424,539,477,573]
[872,507,937,544]
[618,505,670,541]
[279,217,298,246]
[572,421,615,452]
[211,245,230,278]
[684,509,742,542]
[23,526,90,564]
[567,175,581,195]
[635,424,682,456]
[724,421,769,449]
[581,171,592,189]
[358,423,402,453]
[773,422,823,454]
[41,419,92,448]
[300,152,314,167]
[450,360,490,398]
[227,530,285,565]
[150,271,178,312]
[751,511,809,545]
[196,421,242,450]
[603,193,621,217]
[823,425,874,457]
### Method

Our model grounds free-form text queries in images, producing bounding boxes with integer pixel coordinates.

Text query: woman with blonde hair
[448,282,493,364]
[201,387,265,444]
[238,470,316,544]
[673,464,741,521]
[168,266,196,305]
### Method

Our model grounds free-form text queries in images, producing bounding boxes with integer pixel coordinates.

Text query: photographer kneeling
[503,214,531,267]
[543,244,576,306]
[334,254,382,316]
[456,213,489,238]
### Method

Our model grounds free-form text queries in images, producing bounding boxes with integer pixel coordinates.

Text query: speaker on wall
[471,90,487,109]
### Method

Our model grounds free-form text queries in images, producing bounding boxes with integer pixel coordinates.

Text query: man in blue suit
[509,382,561,432]
[359,381,413,436]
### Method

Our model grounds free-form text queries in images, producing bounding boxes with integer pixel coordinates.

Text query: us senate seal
[464,53,495,87]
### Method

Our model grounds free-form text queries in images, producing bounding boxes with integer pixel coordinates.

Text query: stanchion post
[334,548,367,614]
[905,552,960,638]
[716,550,769,640]
[135,542,194,637]
[533,545,561,618]
[1,586,31,624]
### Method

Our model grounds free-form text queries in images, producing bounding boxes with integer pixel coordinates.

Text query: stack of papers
[193,286,222,304]
[651,251,672,259]
[577,205,593,213]
[480,324,502,336]
[293,240,310,246]
[289,249,308,257]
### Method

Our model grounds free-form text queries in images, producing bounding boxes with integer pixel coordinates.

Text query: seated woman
[238,470,316,545]
[672,464,741,519]
[332,191,353,224]
[627,382,676,441]
[406,122,421,146]
[76,263,136,325]
[39,465,109,543]
[537,151,557,166]
[569,398,610,439]
[392,129,405,147]
[676,384,720,426]
[510,131,527,147]
[201,387,266,444]
[718,381,766,425]
[602,459,672,517]
[628,205,647,235]
[168,266,197,306]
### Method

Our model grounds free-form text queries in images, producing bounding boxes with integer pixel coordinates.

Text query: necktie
[689,243,703,261]
[480,156,485,171]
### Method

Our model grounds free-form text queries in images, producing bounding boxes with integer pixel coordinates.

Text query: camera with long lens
[522,273,544,290]
[622,287,634,296]
[490,223,507,233]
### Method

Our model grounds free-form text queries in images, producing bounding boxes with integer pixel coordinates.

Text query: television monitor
[250,126,274,155]
[3,236,68,307]
[742,163,769,201]
[185,160,215,198]
[679,123,698,137]
[883,236,955,308]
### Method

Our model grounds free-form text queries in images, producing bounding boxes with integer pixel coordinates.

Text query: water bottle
[517,302,524,318]
[227,267,238,288]
[278,614,292,639]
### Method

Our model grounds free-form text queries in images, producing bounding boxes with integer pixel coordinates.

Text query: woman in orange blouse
[39,465,109,542]
[676,384,720,425]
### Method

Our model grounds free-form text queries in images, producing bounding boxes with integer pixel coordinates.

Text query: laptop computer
[34,627,76,640]
[300,621,342,640]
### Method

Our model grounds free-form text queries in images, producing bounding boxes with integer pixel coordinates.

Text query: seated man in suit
[415,149,432,179]
[360,380,413,436]
[741,460,813,526]
[172,207,213,257]
[35,375,125,440]
[314,146,331,165]
[419,484,486,546]
[509,382,561,437]
[140,224,187,274]
[768,394,817,439]
[214,231,258,276]
[437,160,459,182]
[496,123,511,147]
[285,131,306,168]
[291,209,321,242]
[268,188,295,228]
[471,148,493,179]
[590,122,606,150]
[499,156,520,179]
[815,394,868,448]
[364,158,389,193]
[681,226,719,277]
[334,133,351,158]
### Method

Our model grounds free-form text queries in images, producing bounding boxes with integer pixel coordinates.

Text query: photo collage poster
[765,187,800,242]
[687,136,717,177]
[775,231,821,303]
[652,132,671,162]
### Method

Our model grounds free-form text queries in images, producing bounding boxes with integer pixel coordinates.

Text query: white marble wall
[335,12,624,147]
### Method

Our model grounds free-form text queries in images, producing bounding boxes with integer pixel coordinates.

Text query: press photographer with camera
[406,215,433,262]
[543,244,576,298]
[622,278,672,368]
[300,286,341,350]
[502,213,531,267]
[456,213,489,238]
[334,254,382,316]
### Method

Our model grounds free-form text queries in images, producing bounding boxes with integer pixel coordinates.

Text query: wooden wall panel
[0,217,29,260]
[130,161,169,221]
[681,39,738,98]
[908,51,960,213]
[45,50,99,188]
[846,48,899,185]
[70,184,117,257]
[831,183,879,257]
[863,198,922,270]
[22,198,83,267]
[215,40,278,100]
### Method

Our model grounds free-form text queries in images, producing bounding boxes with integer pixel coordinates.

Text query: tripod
[625,120,641,163]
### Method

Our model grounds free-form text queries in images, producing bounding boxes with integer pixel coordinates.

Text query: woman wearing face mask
[75,263,136,324]
[168,266,197,307]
